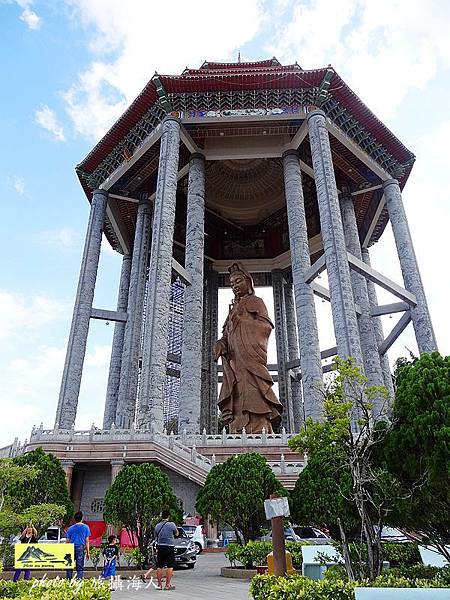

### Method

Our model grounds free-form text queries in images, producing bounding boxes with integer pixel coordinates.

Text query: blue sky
[1,0,449,447]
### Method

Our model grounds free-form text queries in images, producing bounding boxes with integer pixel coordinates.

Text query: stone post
[383,179,438,353]
[361,248,395,399]
[71,466,86,512]
[179,154,206,433]
[272,270,294,431]
[340,193,385,416]
[103,254,132,428]
[200,267,219,433]
[138,117,181,430]
[283,280,304,430]
[282,150,323,421]
[110,459,125,484]
[60,459,75,493]
[56,189,108,429]
[115,197,152,429]
[307,111,363,365]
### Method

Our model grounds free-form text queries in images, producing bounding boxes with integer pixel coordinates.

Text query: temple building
[1,58,437,534]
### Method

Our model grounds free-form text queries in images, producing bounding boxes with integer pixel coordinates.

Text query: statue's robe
[217,294,283,433]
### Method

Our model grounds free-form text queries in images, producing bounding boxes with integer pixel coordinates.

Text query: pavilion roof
[77,58,414,178]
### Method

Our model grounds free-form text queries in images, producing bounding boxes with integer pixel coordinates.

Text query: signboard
[14,543,74,570]
[264,497,290,519]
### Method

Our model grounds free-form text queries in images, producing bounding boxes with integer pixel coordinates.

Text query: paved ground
[113,553,251,599]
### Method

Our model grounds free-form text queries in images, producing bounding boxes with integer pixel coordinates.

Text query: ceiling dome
[205,158,284,224]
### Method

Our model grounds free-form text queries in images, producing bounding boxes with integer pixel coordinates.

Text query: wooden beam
[363,193,385,248]
[100,124,163,191]
[379,311,412,355]
[304,254,327,283]
[91,308,127,323]
[347,252,417,306]
[326,120,391,181]
[106,202,131,255]
[371,302,409,317]
[172,258,191,286]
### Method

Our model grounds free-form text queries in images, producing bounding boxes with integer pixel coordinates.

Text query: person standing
[101,535,120,590]
[13,525,38,582]
[142,510,178,590]
[65,511,90,579]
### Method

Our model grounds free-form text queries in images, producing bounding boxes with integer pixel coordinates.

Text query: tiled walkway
[114,553,251,599]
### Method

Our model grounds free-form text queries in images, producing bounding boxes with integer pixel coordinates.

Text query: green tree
[103,463,181,562]
[290,445,359,540]
[289,358,396,581]
[384,352,450,561]
[9,448,73,518]
[196,452,285,544]
[0,458,37,512]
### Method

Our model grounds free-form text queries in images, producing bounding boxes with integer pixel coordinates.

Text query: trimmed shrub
[382,543,421,567]
[225,541,306,568]
[250,572,450,599]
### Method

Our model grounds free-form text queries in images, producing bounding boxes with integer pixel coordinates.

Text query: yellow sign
[14,543,75,570]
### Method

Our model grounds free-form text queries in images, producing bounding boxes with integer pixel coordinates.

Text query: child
[101,535,120,590]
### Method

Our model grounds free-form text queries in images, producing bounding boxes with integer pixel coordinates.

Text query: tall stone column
[56,189,108,429]
[115,197,152,429]
[361,248,395,399]
[138,117,181,430]
[340,193,385,415]
[307,111,363,366]
[383,179,438,353]
[179,154,206,434]
[282,150,323,421]
[272,270,294,431]
[103,254,132,428]
[111,459,125,484]
[200,268,219,433]
[283,280,304,430]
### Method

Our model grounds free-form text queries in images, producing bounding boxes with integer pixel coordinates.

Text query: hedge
[226,541,306,567]
[0,579,110,599]
[250,571,450,600]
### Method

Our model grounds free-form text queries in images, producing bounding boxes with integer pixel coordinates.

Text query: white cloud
[35,105,66,141]
[268,0,450,120]
[11,175,26,195]
[0,290,69,341]
[19,5,41,30]
[35,227,79,249]
[62,0,265,140]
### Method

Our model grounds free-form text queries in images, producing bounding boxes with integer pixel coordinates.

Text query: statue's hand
[213,339,227,361]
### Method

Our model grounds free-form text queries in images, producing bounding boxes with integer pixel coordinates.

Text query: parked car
[292,526,332,544]
[378,527,410,543]
[261,525,332,545]
[38,526,67,544]
[150,528,197,569]
[260,526,301,543]
[181,524,206,553]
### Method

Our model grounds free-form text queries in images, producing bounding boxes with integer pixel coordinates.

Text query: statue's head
[228,262,254,298]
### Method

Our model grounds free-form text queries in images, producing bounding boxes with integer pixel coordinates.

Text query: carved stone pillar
[103,254,132,428]
[307,110,363,366]
[138,117,181,430]
[383,179,438,353]
[56,189,108,429]
[115,197,152,429]
[179,154,206,433]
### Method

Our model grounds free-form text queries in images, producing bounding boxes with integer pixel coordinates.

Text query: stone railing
[23,425,304,479]
[28,424,296,448]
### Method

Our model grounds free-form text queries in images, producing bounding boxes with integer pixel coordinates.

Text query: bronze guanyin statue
[214,262,283,433]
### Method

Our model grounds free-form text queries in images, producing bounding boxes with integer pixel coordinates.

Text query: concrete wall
[79,465,111,521]
[78,463,201,520]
